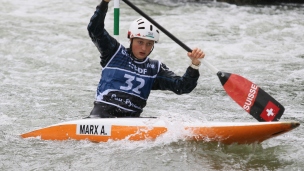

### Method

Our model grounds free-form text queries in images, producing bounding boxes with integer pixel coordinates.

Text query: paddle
[122,0,285,122]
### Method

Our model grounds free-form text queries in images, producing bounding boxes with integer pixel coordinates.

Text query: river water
[1,0,303,170]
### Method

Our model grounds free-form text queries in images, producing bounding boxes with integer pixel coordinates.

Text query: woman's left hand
[187,48,205,66]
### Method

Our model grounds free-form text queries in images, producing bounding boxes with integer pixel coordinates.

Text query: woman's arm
[87,0,120,67]
[152,63,200,94]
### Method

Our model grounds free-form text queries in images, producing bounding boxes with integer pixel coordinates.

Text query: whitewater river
[1,0,303,170]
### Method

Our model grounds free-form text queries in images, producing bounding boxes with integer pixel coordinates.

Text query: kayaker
[87,0,205,118]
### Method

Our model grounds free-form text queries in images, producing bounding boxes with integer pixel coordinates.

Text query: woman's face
[131,38,154,60]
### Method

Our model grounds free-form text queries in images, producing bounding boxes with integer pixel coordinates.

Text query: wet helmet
[127,17,160,42]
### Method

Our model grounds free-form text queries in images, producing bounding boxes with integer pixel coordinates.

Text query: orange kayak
[21,118,300,145]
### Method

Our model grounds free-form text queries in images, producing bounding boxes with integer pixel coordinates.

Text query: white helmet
[127,17,160,42]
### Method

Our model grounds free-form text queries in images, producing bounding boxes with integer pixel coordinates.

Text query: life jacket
[95,44,161,113]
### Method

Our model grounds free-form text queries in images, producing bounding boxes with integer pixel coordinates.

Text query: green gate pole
[114,0,120,40]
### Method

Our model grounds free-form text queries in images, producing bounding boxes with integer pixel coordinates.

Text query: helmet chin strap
[129,39,154,61]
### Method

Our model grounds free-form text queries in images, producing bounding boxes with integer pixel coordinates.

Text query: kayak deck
[21,118,300,145]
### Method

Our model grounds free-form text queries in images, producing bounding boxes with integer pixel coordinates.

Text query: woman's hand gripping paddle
[122,0,285,121]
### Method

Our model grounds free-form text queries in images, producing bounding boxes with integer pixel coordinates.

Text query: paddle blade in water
[217,71,285,122]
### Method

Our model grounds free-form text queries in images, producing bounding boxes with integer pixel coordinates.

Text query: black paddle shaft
[122,0,192,53]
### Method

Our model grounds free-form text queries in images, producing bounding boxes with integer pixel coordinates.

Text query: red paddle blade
[217,71,285,122]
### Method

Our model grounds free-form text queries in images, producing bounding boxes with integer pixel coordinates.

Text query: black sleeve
[87,1,120,67]
[152,63,200,94]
